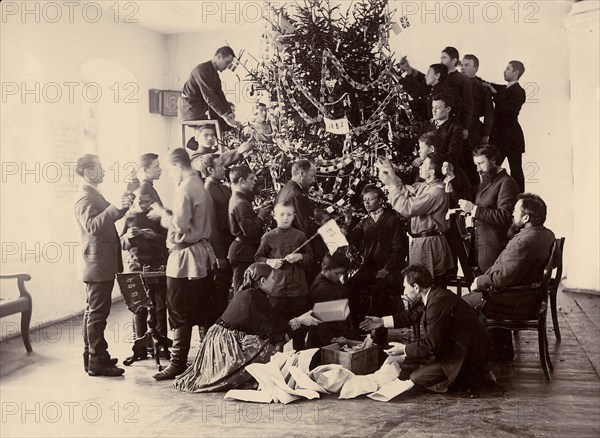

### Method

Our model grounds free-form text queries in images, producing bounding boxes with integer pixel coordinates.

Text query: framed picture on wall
[161,90,181,116]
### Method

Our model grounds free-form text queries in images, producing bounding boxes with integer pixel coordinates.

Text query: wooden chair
[549,237,565,342]
[446,212,475,297]
[0,273,33,352]
[476,240,559,382]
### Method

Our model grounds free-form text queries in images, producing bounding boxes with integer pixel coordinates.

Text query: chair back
[541,239,561,294]
[549,237,565,292]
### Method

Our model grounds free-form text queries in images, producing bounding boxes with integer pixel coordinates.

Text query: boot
[133,310,148,340]
[88,355,125,377]
[153,325,191,380]
[83,352,118,372]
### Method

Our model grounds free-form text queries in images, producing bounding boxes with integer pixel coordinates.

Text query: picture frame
[161,90,181,116]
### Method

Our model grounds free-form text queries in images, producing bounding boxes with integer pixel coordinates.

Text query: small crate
[320,340,379,375]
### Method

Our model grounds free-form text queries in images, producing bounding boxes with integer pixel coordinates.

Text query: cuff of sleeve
[382,315,395,329]
[472,205,478,217]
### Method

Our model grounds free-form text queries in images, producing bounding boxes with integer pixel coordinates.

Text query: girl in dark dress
[174,262,320,393]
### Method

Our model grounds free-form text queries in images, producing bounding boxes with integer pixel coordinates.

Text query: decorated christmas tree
[232,0,423,213]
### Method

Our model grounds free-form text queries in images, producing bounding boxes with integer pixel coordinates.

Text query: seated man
[463,193,555,362]
[361,264,491,393]
[343,184,408,345]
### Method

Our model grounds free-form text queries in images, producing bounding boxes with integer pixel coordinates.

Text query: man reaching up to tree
[377,155,454,286]
[178,46,242,132]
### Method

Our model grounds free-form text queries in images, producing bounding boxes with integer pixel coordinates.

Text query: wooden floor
[1,286,599,438]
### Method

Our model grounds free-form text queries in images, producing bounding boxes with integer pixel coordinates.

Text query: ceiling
[110,1,266,34]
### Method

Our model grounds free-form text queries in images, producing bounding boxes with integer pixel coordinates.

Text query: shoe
[152,363,187,380]
[88,357,125,377]
[153,325,191,381]
[83,352,118,372]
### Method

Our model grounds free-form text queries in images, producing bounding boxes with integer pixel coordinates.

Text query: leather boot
[88,355,125,377]
[133,310,148,340]
[153,325,191,380]
[83,352,118,372]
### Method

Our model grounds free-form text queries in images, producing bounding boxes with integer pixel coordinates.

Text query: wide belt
[409,230,442,238]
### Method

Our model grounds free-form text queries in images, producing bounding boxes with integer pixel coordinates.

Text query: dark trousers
[83,280,114,360]
[214,261,233,316]
[230,260,252,293]
[499,150,525,193]
[166,275,216,329]
[410,362,448,388]
[269,295,308,350]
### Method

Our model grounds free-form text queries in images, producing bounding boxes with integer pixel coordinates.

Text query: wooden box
[320,340,379,375]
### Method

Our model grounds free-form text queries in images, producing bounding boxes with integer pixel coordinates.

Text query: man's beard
[508,222,525,240]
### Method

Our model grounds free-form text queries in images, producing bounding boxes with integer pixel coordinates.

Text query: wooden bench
[0,273,33,352]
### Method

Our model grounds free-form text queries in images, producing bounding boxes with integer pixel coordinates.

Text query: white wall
[563,1,600,292]
[0,4,171,338]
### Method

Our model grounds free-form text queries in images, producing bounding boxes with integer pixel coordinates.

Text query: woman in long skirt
[174,262,320,393]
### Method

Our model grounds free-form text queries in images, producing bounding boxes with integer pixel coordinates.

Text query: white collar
[422,287,433,306]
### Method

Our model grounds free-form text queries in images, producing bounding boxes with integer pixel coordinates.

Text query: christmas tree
[233,0,423,212]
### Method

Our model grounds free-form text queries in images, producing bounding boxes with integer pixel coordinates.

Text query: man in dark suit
[74,154,133,377]
[464,193,555,361]
[425,93,464,167]
[228,165,273,291]
[343,185,408,343]
[461,54,494,186]
[361,264,491,393]
[198,154,233,315]
[458,145,519,274]
[485,60,527,192]
[440,47,473,140]
[178,46,241,131]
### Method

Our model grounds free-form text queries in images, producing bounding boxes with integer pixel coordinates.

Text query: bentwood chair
[476,240,559,382]
[548,238,565,342]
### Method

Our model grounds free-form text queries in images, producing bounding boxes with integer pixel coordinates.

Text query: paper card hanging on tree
[325,79,337,93]
[318,219,349,254]
[390,22,402,35]
[400,16,411,29]
[324,116,350,135]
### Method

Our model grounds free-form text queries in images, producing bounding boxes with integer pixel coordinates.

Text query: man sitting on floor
[463,193,555,362]
[361,264,491,393]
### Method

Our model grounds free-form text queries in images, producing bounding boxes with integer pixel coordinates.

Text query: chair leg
[545,329,554,372]
[21,306,33,353]
[550,291,561,342]
[538,326,551,382]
